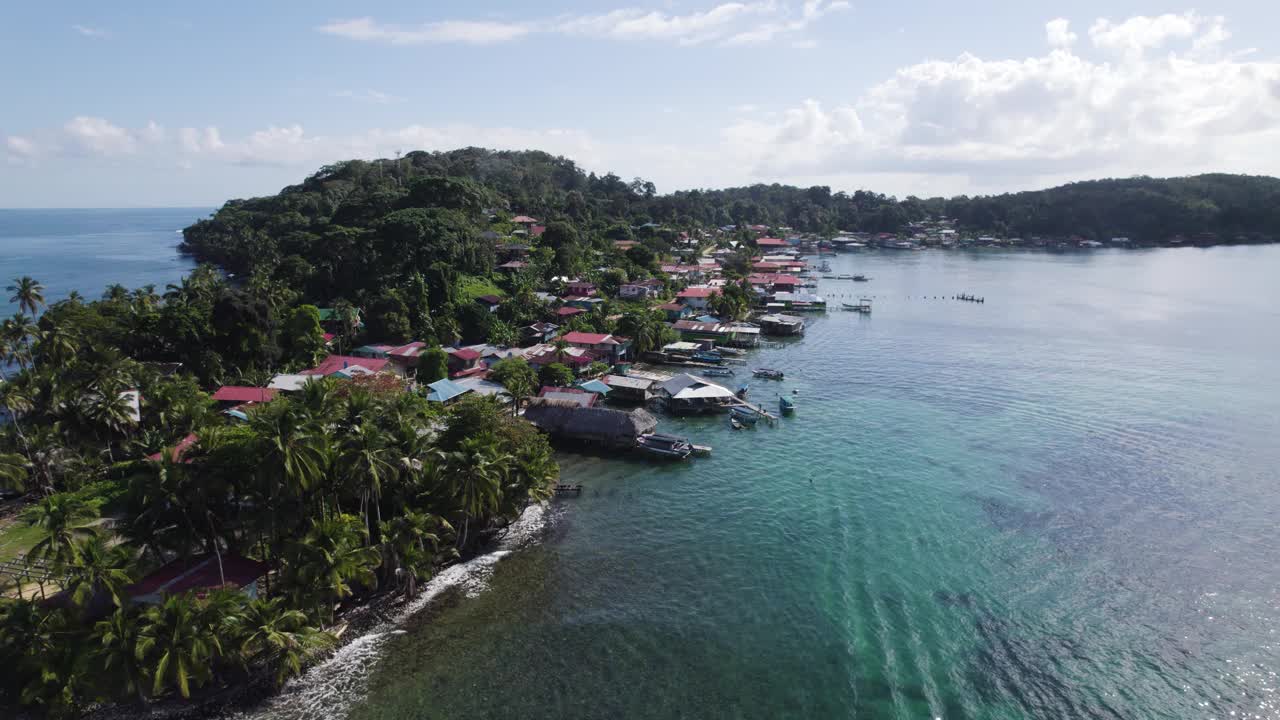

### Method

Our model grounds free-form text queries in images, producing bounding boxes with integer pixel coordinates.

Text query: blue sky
[3,1,1278,207]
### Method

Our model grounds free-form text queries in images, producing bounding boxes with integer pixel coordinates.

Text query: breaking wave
[225,502,549,720]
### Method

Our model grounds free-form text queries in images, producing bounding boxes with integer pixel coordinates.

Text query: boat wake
[224,502,549,720]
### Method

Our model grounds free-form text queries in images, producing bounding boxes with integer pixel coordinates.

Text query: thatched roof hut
[523,398,658,448]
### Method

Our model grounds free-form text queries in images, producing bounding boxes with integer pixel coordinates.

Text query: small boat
[700,368,735,377]
[779,396,795,414]
[730,406,760,424]
[636,433,693,460]
[736,383,750,398]
[717,347,745,357]
[691,351,722,364]
[836,274,855,280]
[754,368,785,380]
[729,416,744,430]
[852,275,869,282]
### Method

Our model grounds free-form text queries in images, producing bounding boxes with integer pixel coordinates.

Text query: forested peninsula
[1,147,1278,718]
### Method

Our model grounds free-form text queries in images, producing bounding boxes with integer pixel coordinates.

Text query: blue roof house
[426,378,472,404]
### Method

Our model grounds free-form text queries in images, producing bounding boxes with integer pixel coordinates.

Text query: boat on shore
[636,433,694,459]
[753,368,785,380]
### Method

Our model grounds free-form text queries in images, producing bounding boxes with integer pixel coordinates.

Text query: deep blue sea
[0,208,207,315]
[6,210,1280,719]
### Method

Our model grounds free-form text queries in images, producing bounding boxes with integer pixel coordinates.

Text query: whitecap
[224,502,549,720]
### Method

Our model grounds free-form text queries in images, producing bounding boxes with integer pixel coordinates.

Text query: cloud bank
[7,13,1279,199]
[317,1,849,48]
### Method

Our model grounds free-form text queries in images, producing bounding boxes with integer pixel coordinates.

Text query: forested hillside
[181,149,1280,285]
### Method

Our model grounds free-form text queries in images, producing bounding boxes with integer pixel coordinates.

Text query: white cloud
[72,24,108,38]
[63,116,137,156]
[320,2,847,48]
[1088,12,1200,54]
[316,17,531,45]
[6,13,1278,200]
[333,89,403,104]
[1045,18,1077,48]
[723,13,1280,187]
[6,136,38,158]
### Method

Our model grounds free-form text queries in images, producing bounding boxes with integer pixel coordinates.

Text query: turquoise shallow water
[335,246,1280,720]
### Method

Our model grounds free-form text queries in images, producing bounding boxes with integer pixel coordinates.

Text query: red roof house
[146,432,199,463]
[756,237,789,248]
[210,386,277,404]
[302,355,390,376]
[127,553,269,604]
[511,215,538,224]
[556,306,586,318]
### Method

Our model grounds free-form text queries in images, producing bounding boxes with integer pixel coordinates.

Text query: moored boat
[730,406,760,424]
[736,382,750,398]
[635,433,694,459]
[753,368,785,380]
[779,396,795,414]
[852,275,869,282]
[729,416,743,430]
[700,368,734,377]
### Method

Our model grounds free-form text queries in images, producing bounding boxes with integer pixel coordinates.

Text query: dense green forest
[181,149,1280,286]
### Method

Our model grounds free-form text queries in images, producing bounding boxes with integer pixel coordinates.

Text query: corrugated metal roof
[426,378,471,403]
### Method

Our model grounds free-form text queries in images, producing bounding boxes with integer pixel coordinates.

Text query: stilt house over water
[522,398,658,449]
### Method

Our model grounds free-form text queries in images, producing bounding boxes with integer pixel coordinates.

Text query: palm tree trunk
[207,511,225,587]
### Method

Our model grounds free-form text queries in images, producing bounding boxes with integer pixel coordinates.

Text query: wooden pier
[728,398,778,424]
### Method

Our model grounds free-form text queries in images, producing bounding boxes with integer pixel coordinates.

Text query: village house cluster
[183,216,828,460]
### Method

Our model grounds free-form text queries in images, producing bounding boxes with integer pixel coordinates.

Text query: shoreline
[219,501,552,720]
[72,502,552,720]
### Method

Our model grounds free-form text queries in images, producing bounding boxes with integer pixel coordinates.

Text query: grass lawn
[0,518,43,562]
[456,275,504,301]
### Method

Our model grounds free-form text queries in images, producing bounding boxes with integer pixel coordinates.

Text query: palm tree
[2,313,37,370]
[136,593,221,699]
[0,452,29,493]
[552,337,570,363]
[232,596,335,686]
[283,514,380,623]
[616,309,666,354]
[443,436,508,551]
[62,535,133,609]
[102,284,130,302]
[87,384,137,463]
[34,325,78,367]
[24,494,97,568]
[7,276,45,317]
[380,510,453,599]
[336,421,394,535]
[92,608,151,706]
[251,405,329,496]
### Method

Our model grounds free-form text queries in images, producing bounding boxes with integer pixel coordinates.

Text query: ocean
[8,210,1280,719]
[0,208,207,315]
